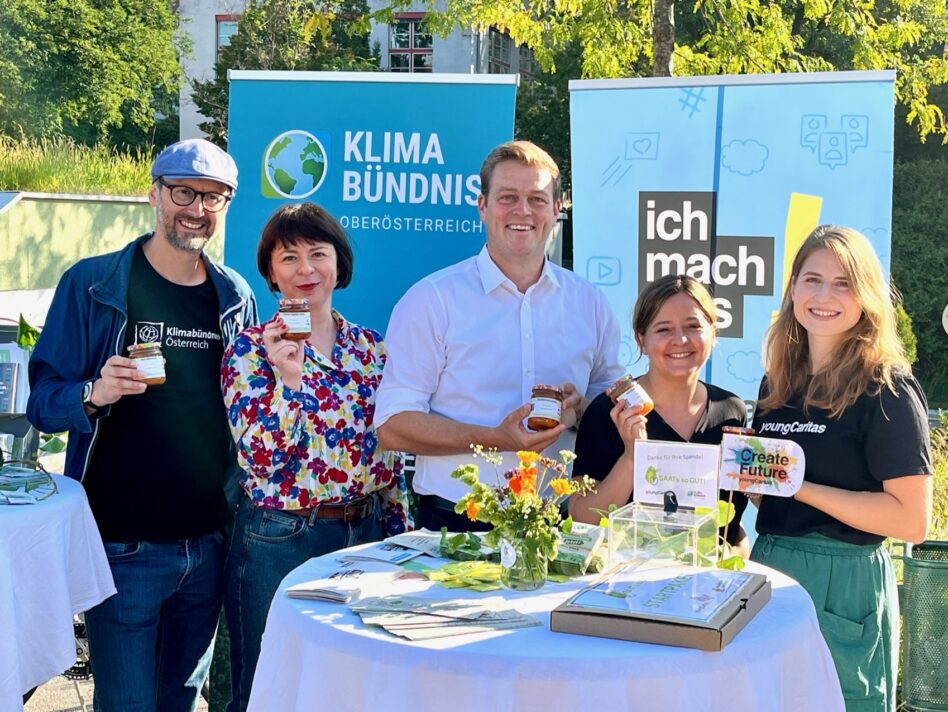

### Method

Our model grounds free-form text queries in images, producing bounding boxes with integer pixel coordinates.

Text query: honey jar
[528,385,564,431]
[278,298,311,340]
[606,375,653,415]
[127,342,166,385]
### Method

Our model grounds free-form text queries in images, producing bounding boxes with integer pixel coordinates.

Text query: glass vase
[500,538,548,591]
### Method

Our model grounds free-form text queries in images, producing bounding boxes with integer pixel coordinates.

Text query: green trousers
[752,533,898,712]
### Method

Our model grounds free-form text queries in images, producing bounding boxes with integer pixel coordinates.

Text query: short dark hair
[256,202,354,292]
[479,140,561,202]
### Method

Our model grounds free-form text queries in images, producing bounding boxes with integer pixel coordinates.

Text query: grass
[0,137,152,196]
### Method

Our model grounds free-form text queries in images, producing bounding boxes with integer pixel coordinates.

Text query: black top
[574,381,749,545]
[753,373,932,545]
[84,244,233,541]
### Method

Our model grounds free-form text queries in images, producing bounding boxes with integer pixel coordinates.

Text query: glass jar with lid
[528,385,564,431]
[127,342,166,385]
[606,375,653,415]
[278,298,311,340]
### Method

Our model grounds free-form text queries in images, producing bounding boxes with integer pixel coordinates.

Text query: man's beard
[157,203,216,253]
[165,225,212,253]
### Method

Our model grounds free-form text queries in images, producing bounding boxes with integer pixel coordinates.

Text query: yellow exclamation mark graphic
[773,193,822,322]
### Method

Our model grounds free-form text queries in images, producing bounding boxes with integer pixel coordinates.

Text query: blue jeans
[84,533,225,712]
[224,496,383,712]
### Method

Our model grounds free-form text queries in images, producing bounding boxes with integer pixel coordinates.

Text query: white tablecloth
[249,546,844,712]
[0,475,115,711]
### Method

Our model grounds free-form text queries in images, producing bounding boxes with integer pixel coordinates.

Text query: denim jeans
[84,533,225,712]
[224,496,383,712]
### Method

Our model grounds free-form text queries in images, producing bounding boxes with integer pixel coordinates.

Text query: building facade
[177,0,536,140]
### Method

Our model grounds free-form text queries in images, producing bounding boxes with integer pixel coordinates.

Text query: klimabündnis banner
[226,71,517,332]
[570,71,895,401]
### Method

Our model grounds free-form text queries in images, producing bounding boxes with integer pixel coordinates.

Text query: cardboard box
[550,564,771,652]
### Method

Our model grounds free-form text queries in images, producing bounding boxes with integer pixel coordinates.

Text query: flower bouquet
[451,447,596,590]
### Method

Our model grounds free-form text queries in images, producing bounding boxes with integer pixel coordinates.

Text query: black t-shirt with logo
[752,373,932,545]
[84,243,233,541]
[574,382,749,545]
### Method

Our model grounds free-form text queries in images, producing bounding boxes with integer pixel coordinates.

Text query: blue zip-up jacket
[27,233,259,481]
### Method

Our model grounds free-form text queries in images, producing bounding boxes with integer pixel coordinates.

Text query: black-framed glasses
[156,177,232,213]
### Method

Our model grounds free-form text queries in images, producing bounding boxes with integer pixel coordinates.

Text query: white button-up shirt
[376,246,623,502]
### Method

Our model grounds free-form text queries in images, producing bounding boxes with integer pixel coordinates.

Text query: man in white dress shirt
[375,140,623,531]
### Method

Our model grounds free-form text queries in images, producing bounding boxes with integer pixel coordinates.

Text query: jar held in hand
[127,342,166,385]
[528,385,564,431]
[606,375,653,415]
[278,298,311,341]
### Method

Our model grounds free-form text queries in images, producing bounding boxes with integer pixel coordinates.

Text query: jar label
[530,397,562,420]
[280,311,311,333]
[134,355,165,380]
[619,384,651,412]
[500,539,517,568]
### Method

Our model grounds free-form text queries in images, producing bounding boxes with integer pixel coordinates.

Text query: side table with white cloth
[249,544,845,712]
[0,474,116,711]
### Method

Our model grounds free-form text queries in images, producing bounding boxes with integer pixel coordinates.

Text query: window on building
[488,29,512,73]
[389,16,433,73]
[519,45,539,80]
[216,15,240,61]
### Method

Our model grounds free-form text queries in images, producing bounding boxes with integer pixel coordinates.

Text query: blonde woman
[752,225,933,712]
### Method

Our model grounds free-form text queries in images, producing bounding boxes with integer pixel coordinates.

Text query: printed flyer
[632,440,719,507]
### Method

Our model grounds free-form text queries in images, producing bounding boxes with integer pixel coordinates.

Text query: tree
[0,0,183,144]
[891,157,948,406]
[191,0,379,146]
[513,41,583,194]
[400,0,948,143]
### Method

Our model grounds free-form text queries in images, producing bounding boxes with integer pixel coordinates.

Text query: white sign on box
[718,433,805,497]
[632,440,720,507]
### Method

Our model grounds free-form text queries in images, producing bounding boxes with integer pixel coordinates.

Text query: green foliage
[394,0,948,143]
[895,302,919,365]
[191,0,379,147]
[0,137,152,195]
[514,41,583,194]
[0,0,183,145]
[15,314,39,351]
[891,158,948,407]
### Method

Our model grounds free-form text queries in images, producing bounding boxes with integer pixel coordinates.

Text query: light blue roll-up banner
[570,71,896,402]
[226,71,517,332]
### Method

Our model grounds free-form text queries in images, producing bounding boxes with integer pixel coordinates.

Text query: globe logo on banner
[261,130,329,199]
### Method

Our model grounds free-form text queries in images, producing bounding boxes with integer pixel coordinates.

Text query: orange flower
[509,475,523,495]
[550,478,572,496]
[466,500,482,521]
[516,450,540,467]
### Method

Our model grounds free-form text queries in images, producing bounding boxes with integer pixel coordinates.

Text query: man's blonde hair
[479,140,561,202]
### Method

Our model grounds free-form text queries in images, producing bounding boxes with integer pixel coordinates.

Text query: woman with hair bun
[570,273,750,553]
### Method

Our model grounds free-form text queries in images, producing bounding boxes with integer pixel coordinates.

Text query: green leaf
[717,555,746,571]
[16,314,39,350]
[39,434,66,454]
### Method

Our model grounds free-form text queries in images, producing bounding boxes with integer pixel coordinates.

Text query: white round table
[0,475,115,711]
[249,546,844,712]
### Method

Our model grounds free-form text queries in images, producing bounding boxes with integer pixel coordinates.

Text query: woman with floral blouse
[220,202,411,712]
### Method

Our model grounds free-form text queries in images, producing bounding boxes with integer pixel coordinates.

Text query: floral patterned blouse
[221,311,410,536]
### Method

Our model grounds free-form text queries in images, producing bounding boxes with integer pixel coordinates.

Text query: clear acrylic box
[608,502,719,568]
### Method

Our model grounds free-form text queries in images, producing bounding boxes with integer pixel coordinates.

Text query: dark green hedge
[892,157,948,408]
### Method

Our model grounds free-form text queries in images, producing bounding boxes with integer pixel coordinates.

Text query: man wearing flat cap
[28,139,258,711]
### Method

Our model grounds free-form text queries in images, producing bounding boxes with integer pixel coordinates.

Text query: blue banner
[226,71,517,332]
[570,71,895,401]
